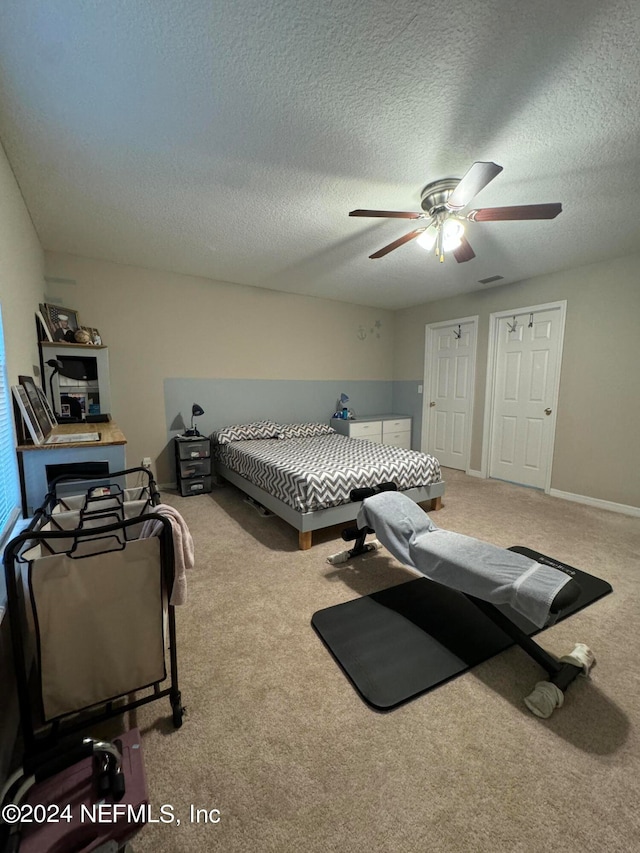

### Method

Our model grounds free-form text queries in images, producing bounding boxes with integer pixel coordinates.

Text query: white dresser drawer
[383,430,411,449]
[382,418,411,437]
[331,415,410,446]
[349,422,383,442]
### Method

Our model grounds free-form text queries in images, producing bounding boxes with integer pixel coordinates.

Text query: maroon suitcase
[18,728,148,853]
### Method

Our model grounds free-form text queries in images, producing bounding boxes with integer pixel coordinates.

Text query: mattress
[215,433,442,513]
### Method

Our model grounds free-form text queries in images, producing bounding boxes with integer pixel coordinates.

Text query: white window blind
[0,304,21,543]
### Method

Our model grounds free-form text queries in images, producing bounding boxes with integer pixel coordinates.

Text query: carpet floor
[123,469,640,852]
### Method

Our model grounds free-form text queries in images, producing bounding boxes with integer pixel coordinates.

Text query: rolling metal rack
[2,467,186,762]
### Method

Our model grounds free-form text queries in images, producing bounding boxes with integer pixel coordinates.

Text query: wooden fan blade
[445,161,503,211]
[369,228,425,258]
[453,235,476,263]
[350,209,424,219]
[467,203,562,221]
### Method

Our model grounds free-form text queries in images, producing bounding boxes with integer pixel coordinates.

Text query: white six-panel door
[422,318,478,470]
[487,303,565,490]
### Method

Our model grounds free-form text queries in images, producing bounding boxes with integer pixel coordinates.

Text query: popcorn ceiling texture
[0,0,639,309]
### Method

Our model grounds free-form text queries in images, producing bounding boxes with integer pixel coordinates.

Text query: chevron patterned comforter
[215,434,442,513]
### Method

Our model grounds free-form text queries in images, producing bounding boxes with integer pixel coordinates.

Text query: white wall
[43,249,640,507]
[0,143,44,381]
[44,252,395,483]
[0,141,45,781]
[393,255,640,508]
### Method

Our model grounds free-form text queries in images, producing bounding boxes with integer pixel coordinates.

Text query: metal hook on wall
[454,324,462,339]
[507,316,518,333]
[528,313,534,328]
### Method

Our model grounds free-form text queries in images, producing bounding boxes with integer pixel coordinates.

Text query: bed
[211,421,444,549]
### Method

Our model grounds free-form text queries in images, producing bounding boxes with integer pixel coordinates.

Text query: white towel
[140,504,194,605]
[357,491,571,628]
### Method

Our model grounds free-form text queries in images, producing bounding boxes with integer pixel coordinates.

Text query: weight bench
[314,484,612,716]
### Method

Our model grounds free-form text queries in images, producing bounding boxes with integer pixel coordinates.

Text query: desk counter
[17,421,128,516]
[17,420,127,452]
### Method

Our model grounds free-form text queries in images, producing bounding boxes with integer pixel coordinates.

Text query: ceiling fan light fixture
[416,219,464,255]
[416,224,438,251]
[442,218,464,251]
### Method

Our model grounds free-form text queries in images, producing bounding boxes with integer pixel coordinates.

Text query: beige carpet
[126,469,640,852]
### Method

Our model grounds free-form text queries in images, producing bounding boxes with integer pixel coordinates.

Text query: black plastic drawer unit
[174,435,212,496]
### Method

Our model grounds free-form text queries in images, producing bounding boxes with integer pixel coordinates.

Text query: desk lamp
[46,359,64,420]
[184,403,205,437]
[334,392,350,419]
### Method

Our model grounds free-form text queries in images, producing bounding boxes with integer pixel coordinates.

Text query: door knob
[544,408,552,415]
[429,401,436,407]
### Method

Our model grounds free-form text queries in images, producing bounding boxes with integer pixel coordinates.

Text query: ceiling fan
[349,161,562,264]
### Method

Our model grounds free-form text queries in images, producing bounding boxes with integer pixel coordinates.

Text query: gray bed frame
[215,461,445,550]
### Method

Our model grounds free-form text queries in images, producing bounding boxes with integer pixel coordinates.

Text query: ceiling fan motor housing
[420,178,460,216]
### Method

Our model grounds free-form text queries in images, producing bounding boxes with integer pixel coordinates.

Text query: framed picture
[19,375,54,440]
[36,384,58,428]
[40,303,80,343]
[36,308,53,342]
[12,385,45,445]
[79,326,103,345]
[38,304,55,340]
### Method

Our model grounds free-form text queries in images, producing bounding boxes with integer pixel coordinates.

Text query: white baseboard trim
[466,469,484,478]
[549,489,640,518]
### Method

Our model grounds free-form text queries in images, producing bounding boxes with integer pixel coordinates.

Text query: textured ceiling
[1,0,639,309]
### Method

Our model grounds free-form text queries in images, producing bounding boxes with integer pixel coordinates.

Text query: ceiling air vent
[477,275,504,285]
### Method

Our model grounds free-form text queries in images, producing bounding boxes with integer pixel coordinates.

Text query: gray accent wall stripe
[165,378,395,436]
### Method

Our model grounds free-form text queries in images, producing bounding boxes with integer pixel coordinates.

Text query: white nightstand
[330,414,412,449]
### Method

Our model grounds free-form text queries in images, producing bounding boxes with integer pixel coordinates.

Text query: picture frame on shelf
[35,384,58,428]
[79,326,103,345]
[40,303,80,343]
[36,308,53,342]
[12,385,45,445]
[19,375,56,437]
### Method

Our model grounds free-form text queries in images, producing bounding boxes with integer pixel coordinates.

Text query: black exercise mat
[312,547,612,710]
